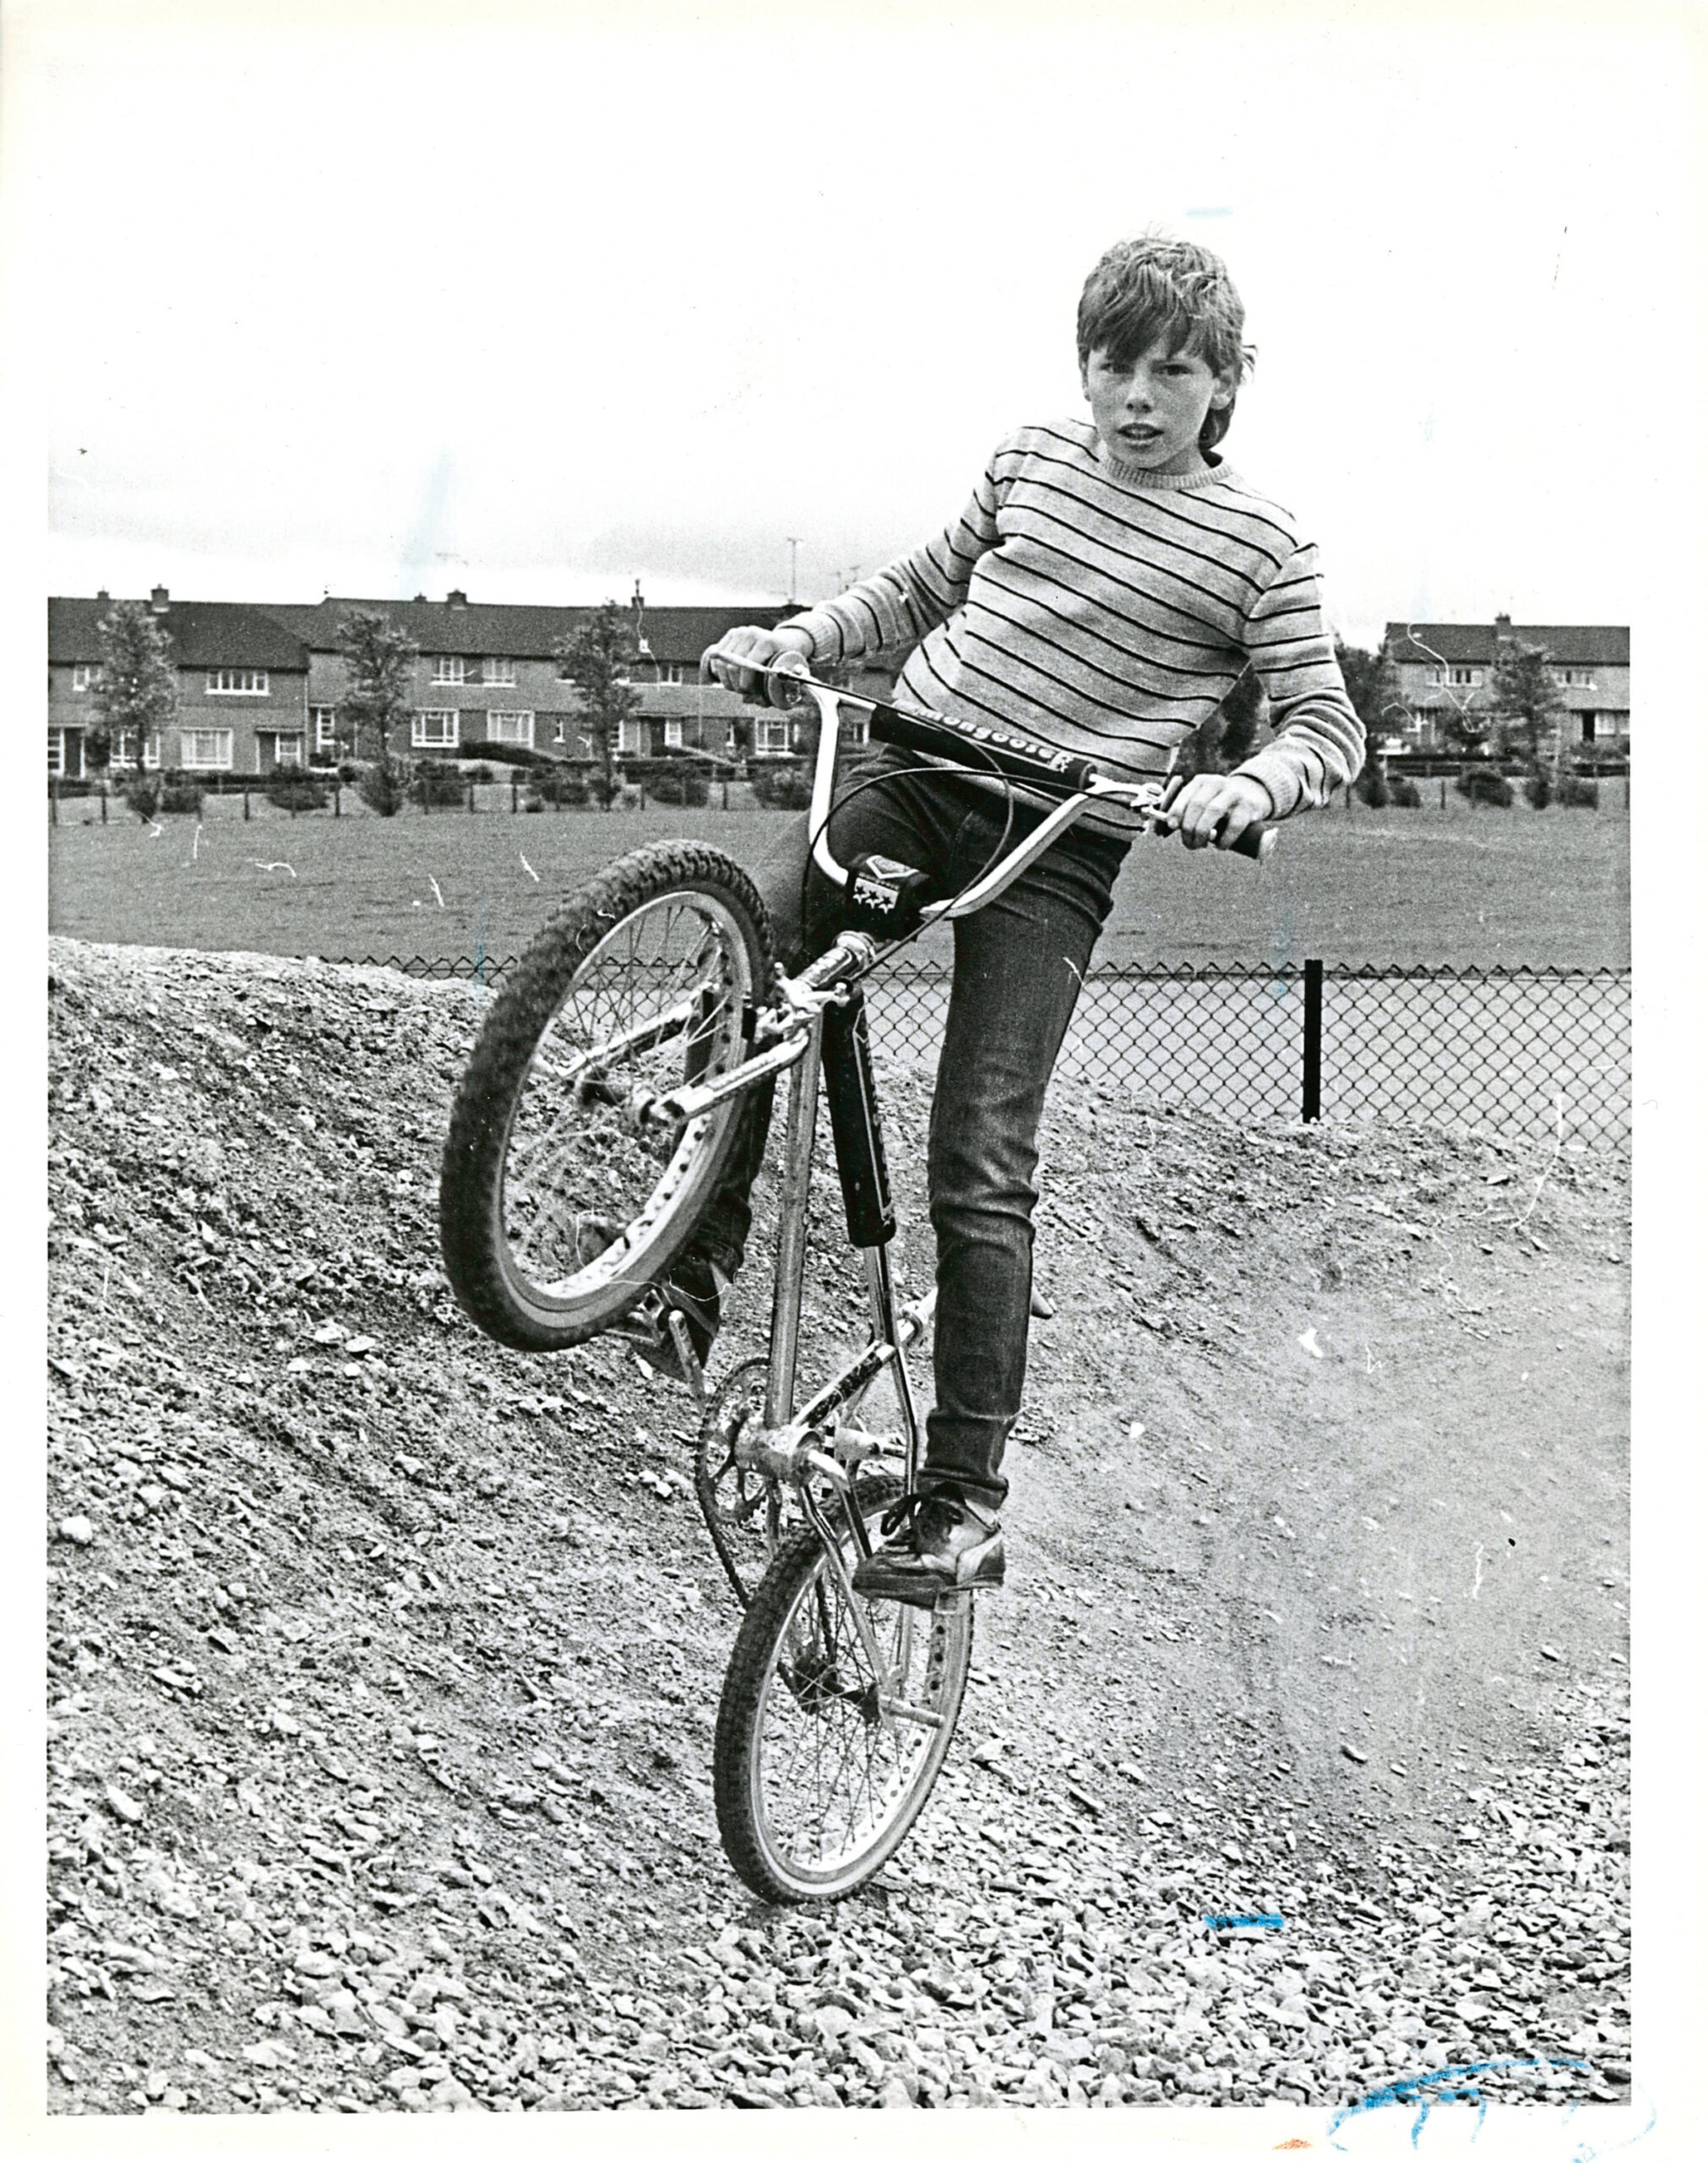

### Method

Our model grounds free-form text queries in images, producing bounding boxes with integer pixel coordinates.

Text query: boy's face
[1080,339,1236,475]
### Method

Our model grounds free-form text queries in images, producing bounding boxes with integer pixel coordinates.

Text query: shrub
[156,770,205,815]
[337,760,362,784]
[521,794,547,813]
[123,774,161,821]
[413,759,469,808]
[530,765,590,807]
[1388,776,1422,807]
[1355,761,1390,809]
[464,765,494,787]
[457,738,547,769]
[1455,766,1514,808]
[1523,768,1553,810]
[264,771,329,813]
[1555,772,1601,809]
[749,760,813,810]
[640,763,710,808]
[358,760,407,816]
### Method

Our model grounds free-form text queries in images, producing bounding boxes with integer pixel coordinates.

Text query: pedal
[665,1308,707,1401]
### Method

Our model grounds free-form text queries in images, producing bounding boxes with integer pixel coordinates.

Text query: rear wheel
[714,1476,974,1903]
[438,842,772,1352]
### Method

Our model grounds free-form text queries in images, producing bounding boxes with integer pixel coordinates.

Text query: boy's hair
[1077,235,1254,453]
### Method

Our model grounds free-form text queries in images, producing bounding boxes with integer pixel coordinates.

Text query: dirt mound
[46,937,1629,2117]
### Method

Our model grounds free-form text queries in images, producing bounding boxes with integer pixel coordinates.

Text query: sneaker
[851,1486,1004,1607]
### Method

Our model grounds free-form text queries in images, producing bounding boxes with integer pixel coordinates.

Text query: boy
[672,234,1363,1605]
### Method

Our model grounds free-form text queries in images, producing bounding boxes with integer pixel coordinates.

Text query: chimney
[150,585,170,613]
[446,588,468,609]
[96,588,110,602]
[1493,612,1513,640]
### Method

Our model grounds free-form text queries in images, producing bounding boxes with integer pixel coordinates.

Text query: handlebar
[699,649,1276,894]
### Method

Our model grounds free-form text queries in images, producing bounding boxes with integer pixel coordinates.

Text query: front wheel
[438,842,773,1352]
[714,1477,974,1903]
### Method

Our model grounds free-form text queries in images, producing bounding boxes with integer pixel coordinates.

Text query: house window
[488,711,535,748]
[413,710,460,749]
[758,718,793,755]
[108,728,160,770]
[72,664,96,693]
[312,706,339,749]
[432,656,468,684]
[617,718,644,755]
[1592,711,1620,739]
[663,717,683,749]
[206,669,269,695]
[657,663,686,685]
[181,728,235,769]
[481,657,516,686]
[1555,667,1596,687]
[843,715,869,748]
[1447,667,1482,687]
[48,727,67,776]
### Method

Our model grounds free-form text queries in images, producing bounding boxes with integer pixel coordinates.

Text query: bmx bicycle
[438,662,1273,1903]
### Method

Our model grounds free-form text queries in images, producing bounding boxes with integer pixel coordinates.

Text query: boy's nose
[1123,377,1154,411]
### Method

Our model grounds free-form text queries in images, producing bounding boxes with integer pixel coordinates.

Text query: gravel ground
[45,937,1631,2120]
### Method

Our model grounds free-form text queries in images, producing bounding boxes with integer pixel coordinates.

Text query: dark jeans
[695,750,1129,1508]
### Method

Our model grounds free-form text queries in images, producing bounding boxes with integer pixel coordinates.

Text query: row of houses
[47,589,1630,778]
[45,587,857,781]
[1380,617,1629,755]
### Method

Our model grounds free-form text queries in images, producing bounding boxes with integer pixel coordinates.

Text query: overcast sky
[7,0,1697,649]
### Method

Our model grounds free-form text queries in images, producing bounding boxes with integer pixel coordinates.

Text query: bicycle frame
[680,673,1273,1670]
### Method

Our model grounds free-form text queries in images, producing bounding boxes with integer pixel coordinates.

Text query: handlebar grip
[868,701,1098,795]
[1227,820,1276,862]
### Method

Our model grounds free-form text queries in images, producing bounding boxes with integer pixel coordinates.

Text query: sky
[5,0,1700,649]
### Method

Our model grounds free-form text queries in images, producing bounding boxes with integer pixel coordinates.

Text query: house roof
[257,597,788,666]
[1384,621,1629,667]
[49,597,308,671]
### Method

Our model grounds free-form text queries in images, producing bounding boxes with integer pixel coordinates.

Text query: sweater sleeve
[1232,542,1365,817]
[779,450,1006,666]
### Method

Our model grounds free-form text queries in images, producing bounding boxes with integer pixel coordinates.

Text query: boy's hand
[702,626,814,706]
[1161,771,1274,850]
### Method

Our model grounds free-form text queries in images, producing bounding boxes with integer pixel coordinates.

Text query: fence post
[101,784,108,825]
[468,782,476,814]
[1302,958,1323,1122]
[512,777,519,814]
[242,787,251,821]
[334,784,341,817]
[50,774,58,825]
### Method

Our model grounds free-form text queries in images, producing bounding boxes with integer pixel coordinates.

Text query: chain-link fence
[340,953,1631,1146]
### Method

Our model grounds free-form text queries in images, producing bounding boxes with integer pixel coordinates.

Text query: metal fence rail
[338,953,1632,1146]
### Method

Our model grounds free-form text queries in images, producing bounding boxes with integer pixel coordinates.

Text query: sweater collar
[1093,438,1236,492]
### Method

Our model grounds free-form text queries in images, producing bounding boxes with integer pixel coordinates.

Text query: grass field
[47,782,1629,971]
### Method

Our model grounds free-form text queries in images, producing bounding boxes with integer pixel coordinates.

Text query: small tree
[1177,666,1267,778]
[1335,638,1402,744]
[90,599,179,774]
[554,602,641,811]
[335,608,418,815]
[1488,638,1564,771]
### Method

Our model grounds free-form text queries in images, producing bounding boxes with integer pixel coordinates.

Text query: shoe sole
[851,1536,1005,1608]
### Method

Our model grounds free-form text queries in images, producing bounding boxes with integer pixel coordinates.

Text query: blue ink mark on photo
[1327,2055,1596,2149]
[1202,1911,1285,1931]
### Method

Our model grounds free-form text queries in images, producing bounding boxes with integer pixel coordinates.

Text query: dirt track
[46,937,1630,2117]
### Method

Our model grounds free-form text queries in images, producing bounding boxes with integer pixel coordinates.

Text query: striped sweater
[781,418,1364,823]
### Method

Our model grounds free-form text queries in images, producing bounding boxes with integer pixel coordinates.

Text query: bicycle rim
[496,886,756,1325]
[719,1496,973,1902]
